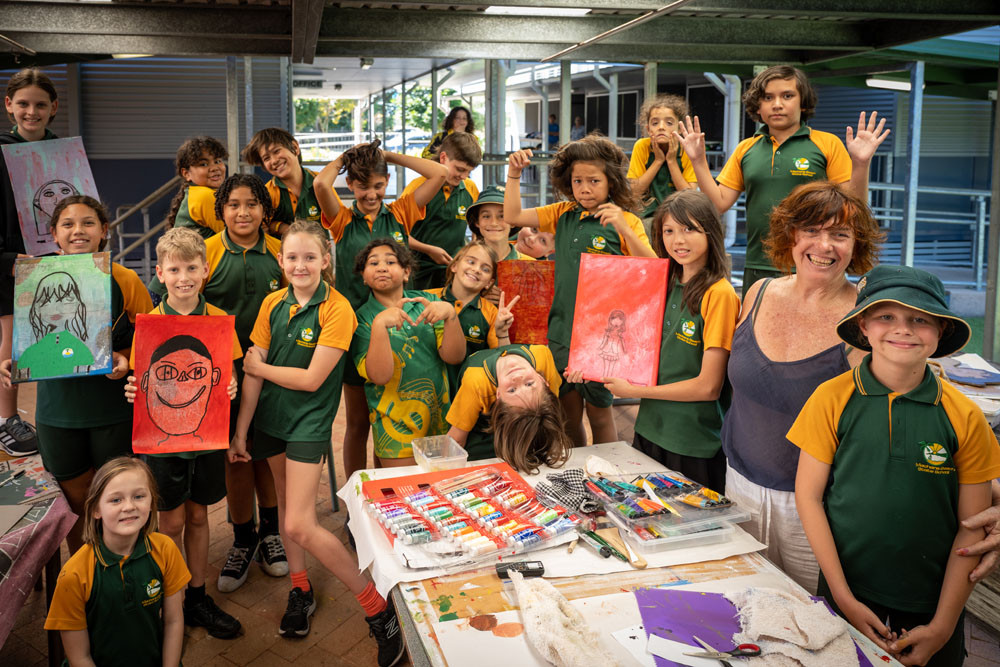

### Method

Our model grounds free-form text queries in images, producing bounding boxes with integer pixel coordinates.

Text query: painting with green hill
[11,252,112,382]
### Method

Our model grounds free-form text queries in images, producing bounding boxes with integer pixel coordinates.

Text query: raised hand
[675,115,706,162]
[507,149,534,179]
[495,291,519,339]
[845,111,890,164]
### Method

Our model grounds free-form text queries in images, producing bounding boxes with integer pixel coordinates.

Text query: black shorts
[0,274,13,317]
[36,420,133,482]
[144,450,227,511]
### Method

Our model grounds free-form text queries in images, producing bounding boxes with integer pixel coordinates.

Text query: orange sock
[356,581,387,617]
[290,570,311,592]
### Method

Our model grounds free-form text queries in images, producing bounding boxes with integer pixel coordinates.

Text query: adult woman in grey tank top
[722,182,882,592]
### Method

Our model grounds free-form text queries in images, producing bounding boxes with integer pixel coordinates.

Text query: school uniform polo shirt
[536,201,652,347]
[352,290,449,459]
[788,357,1000,612]
[634,278,740,458]
[321,190,424,311]
[717,124,851,272]
[403,177,480,282]
[502,243,532,261]
[36,263,151,428]
[203,229,284,349]
[265,168,323,234]
[425,285,499,390]
[250,282,356,442]
[45,533,191,667]
[133,295,243,459]
[446,343,561,430]
[627,138,697,218]
[173,185,224,239]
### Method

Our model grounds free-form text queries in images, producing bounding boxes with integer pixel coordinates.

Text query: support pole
[559,61,572,147]
[431,69,439,136]
[983,64,1000,360]
[609,73,619,143]
[705,72,742,247]
[530,76,550,204]
[66,63,81,137]
[902,61,924,268]
[486,59,507,184]
[225,56,239,177]
[279,56,291,132]
[644,62,658,101]
[244,56,254,171]
[381,88,388,146]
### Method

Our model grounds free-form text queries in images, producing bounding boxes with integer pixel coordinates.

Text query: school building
[1,1,998,348]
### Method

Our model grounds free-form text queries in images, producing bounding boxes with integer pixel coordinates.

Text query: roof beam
[1,32,290,56]
[319,9,869,50]
[292,0,324,64]
[315,39,799,64]
[363,0,1000,21]
[3,2,291,41]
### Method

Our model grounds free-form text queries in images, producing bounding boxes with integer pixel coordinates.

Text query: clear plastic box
[412,435,470,472]
[607,511,738,553]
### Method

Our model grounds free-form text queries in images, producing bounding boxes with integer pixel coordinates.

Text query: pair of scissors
[684,635,761,665]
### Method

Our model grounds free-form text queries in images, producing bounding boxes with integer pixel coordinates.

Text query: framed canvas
[495,260,554,345]
[11,252,112,382]
[132,314,234,454]
[1,137,100,256]
[567,254,669,386]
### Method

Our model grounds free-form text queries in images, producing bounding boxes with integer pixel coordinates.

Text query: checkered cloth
[534,468,600,513]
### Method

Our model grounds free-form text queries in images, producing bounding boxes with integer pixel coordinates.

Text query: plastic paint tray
[607,511,738,553]
[412,435,470,472]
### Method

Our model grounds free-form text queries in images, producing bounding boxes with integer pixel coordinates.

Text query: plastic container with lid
[412,435,470,472]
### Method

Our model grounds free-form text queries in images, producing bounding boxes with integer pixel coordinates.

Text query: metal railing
[111,175,181,283]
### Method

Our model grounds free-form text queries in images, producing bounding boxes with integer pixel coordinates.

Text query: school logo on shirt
[269,279,279,291]
[61,347,74,359]
[299,327,315,345]
[457,205,468,220]
[591,235,607,251]
[916,441,955,475]
[393,231,405,244]
[308,205,318,217]
[790,157,816,178]
[146,579,161,598]
[675,319,700,347]
[467,324,482,340]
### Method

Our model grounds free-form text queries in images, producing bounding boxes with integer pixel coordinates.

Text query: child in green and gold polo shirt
[405,132,482,289]
[46,457,190,667]
[243,127,324,237]
[790,266,1000,667]
[126,227,243,640]
[676,65,889,295]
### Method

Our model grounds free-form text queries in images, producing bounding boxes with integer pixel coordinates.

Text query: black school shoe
[184,594,242,639]
[0,415,37,456]
[279,587,317,638]
[217,539,258,593]
[365,598,405,667]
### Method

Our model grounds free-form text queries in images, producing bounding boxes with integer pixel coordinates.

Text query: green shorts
[144,450,227,511]
[548,340,613,409]
[253,430,329,465]
[36,420,133,482]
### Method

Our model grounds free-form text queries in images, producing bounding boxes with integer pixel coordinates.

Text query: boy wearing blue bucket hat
[789,265,1000,666]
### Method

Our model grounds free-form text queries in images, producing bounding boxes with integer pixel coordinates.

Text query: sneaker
[0,415,37,456]
[217,541,258,593]
[365,598,405,667]
[279,587,316,638]
[256,533,289,577]
[184,594,242,639]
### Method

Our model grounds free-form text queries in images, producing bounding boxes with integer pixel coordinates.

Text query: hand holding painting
[495,291,519,340]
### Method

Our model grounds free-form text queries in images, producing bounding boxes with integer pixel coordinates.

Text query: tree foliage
[294,98,355,133]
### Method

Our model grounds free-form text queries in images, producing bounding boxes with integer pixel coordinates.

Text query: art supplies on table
[931,354,1000,426]
[584,472,749,553]
[0,458,60,505]
[363,463,581,571]
[568,254,669,386]
[412,434,469,472]
[12,252,113,382]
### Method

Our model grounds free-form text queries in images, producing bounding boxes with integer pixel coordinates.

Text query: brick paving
[3,393,1000,665]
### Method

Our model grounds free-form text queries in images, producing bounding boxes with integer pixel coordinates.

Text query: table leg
[44,547,63,667]
[392,586,432,667]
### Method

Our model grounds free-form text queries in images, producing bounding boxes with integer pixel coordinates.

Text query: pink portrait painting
[132,314,234,455]
[1,137,100,256]
[567,254,669,386]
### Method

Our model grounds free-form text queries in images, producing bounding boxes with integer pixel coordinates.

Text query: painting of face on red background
[132,314,234,454]
[568,254,669,386]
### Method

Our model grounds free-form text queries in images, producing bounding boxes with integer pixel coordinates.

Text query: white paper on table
[952,353,998,373]
[612,624,657,667]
